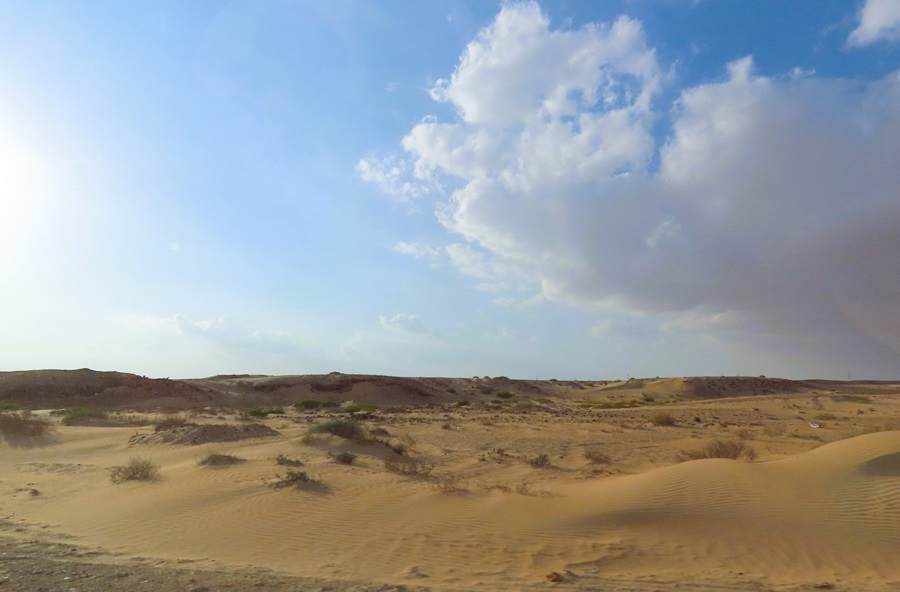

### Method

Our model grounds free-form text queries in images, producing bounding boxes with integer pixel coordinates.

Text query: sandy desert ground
[1,370,899,591]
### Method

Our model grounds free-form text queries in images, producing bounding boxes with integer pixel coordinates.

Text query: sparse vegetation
[527,453,553,468]
[582,446,611,464]
[270,470,324,490]
[243,407,284,418]
[198,453,245,467]
[383,458,434,478]
[677,439,756,462]
[153,415,191,432]
[311,418,366,440]
[0,412,51,437]
[445,387,457,394]
[275,454,304,467]
[110,458,160,483]
[650,413,677,427]
[331,451,357,465]
[452,400,470,407]
[0,402,20,411]
[433,473,467,493]
[815,413,837,421]
[496,390,514,399]
[52,406,108,425]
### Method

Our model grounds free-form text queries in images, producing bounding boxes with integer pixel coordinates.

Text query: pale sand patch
[1,389,900,591]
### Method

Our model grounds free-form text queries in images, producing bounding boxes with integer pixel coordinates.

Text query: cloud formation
[363,2,900,376]
[848,0,900,46]
[378,313,432,334]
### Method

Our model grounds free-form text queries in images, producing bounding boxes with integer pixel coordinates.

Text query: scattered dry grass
[433,473,467,493]
[527,453,553,468]
[275,454,304,467]
[270,470,326,491]
[677,439,756,462]
[0,412,51,438]
[384,458,434,478]
[650,413,677,427]
[153,416,192,432]
[582,446,611,464]
[110,458,160,483]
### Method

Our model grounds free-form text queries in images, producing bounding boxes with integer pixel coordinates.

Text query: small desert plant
[300,433,322,445]
[198,453,245,467]
[815,412,837,421]
[0,402,20,411]
[677,439,756,462]
[331,451,357,465]
[270,470,324,490]
[383,458,434,478]
[582,446,611,464]
[650,413,677,427]
[371,437,407,455]
[0,412,51,437]
[53,406,108,425]
[445,387,457,394]
[496,390,514,399]
[527,453,553,468]
[153,415,191,432]
[452,400,470,407]
[110,458,160,483]
[275,454,304,467]
[311,418,365,440]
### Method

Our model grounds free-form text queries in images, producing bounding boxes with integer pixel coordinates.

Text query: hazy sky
[2,0,899,380]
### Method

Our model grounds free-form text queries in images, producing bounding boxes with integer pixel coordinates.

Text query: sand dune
[2,376,900,590]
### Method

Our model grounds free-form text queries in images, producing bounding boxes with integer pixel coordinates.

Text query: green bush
[0,402,20,411]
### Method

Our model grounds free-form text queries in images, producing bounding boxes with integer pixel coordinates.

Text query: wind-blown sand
[1,372,899,591]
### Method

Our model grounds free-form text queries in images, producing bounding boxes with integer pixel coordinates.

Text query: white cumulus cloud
[362,2,900,376]
[848,0,900,46]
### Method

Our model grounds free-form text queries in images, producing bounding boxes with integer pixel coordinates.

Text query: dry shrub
[677,439,756,462]
[275,454,304,467]
[270,470,326,491]
[650,413,677,427]
[331,451,357,465]
[582,446,611,464]
[153,415,192,432]
[433,473,467,493]
[527,453,553,468]
[198,453,245,467]
[311,418,365,441]
[383,458,434,478]
[110,458,160,483]
[0,412,51,438]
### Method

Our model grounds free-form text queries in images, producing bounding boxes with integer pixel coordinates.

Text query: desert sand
[1,371,899,591]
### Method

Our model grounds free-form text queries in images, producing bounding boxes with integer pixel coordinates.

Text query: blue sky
[1,0,899,380]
